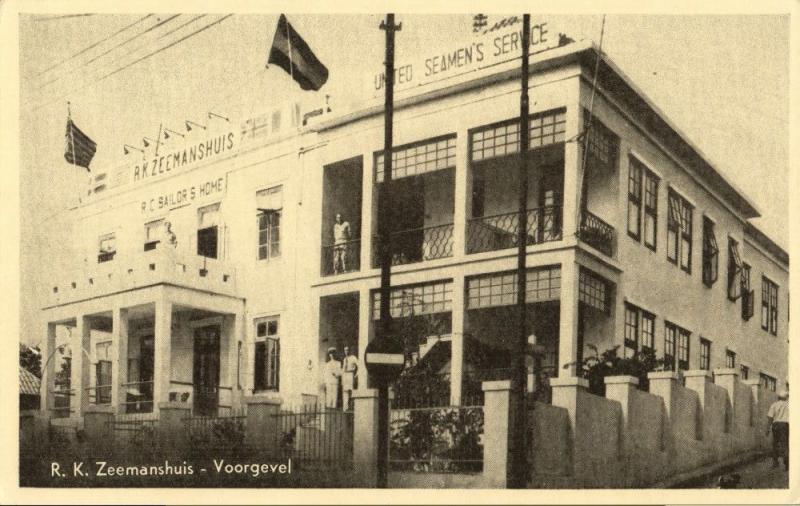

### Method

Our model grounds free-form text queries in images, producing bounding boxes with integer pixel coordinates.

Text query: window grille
[466,266,561,310]
[376,135,457,182]
[469,108,566,162]
[702,217,718,287]
[373,280,454,319]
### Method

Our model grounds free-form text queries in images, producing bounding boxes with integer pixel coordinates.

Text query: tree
[19,343,42,378]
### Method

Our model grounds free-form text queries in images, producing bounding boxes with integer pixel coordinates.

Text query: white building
[38,40,788,420]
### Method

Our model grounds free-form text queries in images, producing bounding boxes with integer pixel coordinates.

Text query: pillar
[743,378,767,449]
[71,315,91,418]
[450,276,465,405]
[550,376,590,485]
[111,306,129,414]
[561,75,582,240]
[713,367,742,452]
[153,298,173,410]
[41,321,57,412]
[482,380,512,488]
[352,388,379,487]
[604,375,638,487]
[453,122,470,257]
[83,404,114,449]
[158,401,191,449]
[245,396,283,453]
[558,255,580,376]
[357,287,373,389]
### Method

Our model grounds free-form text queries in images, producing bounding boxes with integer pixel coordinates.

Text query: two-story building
[37,39,788,422]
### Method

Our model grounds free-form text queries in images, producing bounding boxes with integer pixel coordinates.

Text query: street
[692,456,789,489]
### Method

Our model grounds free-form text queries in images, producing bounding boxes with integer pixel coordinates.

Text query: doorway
[193,325,221,416]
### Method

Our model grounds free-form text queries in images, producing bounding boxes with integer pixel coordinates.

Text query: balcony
[372,223,454,267]
[466,206,562,255]
[578,209,615,257]
[45,249,238,308]
[320,239,362,277]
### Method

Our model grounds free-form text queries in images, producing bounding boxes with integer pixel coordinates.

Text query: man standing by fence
[767,389,789,471]
[323,347,342,409]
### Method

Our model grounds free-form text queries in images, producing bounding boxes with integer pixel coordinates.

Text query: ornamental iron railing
[578,209,615,257]
[321,239,361,276]
[372,223,454,267]
[466,206,562,254]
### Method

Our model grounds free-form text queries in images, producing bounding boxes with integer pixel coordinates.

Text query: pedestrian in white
[767,389,789,471]
[332,213,351,274]
[323,347,342,409]
[341,346,359,410]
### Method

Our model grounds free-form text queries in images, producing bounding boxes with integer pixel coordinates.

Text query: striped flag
[64,118,97,170]
[267,14,329,91]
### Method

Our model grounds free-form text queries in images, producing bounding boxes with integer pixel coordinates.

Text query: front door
[193,325,221,416]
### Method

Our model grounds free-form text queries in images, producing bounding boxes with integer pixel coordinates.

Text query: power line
[30,14,233,113]
[30,14,152,80]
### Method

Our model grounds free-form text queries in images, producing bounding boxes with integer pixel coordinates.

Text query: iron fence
[578,209,615,257]
[389,405,484,473]
[119,380,154,414]
[107,412,159,452]
[49,389,74,418]
[272,404,353,470]
[372,223,454,267]
[393,371,451,409]
[320,239,361,276]
[184,407,247,450]
[466,206,562,254]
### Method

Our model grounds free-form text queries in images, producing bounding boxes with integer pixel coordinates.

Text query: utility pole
[509,13,531,489]
[377,12,401,489]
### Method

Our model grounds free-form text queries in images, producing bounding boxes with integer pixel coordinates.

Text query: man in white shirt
[323,347,342,409]
[767,389,789,471]
[332,214,351,274]
[341,346,359,410]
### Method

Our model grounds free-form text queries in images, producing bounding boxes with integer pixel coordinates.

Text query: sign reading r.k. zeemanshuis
[132,131,236,184]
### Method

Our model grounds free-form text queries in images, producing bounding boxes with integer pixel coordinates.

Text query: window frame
[643,170,659,251]
[627,159,642,242]
[761,276,779,335]
[98,232,117,263]
[725,349,736,369]
[197,203,221,259]
[727,237,743,301]
[701,217,718,287]
[664,322,677,371]
[699,338,711,371]
[624,303,655,358]
[253,316,280,392]
[667,189,693,273]
[256,186,283,261]
[740,364,749,380]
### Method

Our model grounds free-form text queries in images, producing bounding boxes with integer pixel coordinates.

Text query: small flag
[267,14,329,91]
[64,118,97,170]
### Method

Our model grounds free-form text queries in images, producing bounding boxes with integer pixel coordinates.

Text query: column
[153,298,173,410]
[71,315,91,418]
[450,276,465,405]
[558,255,580,376]
[229,314,244,409]
[352,388,379,487]
[111,306,129,413]
[361,152,375,272]
[357,287,373,389]
[245,396,283,454]
[561,77,582,240]
[40,321,57,412]
[452,125,470,258]
[482,380,513,488]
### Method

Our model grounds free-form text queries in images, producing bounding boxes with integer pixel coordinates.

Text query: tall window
[144,219,164,251]
[725,349,736,369]
[667,189,693,273]
[254,317,280,392]
[699,338,711,370]
[664,322,677,370]
[256,186,283,260]
[665,321,690,371]
[727,238,743,301]
[98,233,116,263]
[197,203,220,258]
[624,303,655,357]
[760,373,776,392]
[95,341,112,405]
[761,277,779,335]
[677,327,690,371]
[702,217,718,287]
[627,157,659,249]
[740,364,749,380]
[741,263,754,321]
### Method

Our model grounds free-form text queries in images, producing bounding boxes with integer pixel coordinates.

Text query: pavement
[692,455,789,489]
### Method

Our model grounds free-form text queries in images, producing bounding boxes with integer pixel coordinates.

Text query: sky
[16,12,791,344]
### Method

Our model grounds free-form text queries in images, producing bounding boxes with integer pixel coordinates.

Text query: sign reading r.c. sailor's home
[132,131,236,184]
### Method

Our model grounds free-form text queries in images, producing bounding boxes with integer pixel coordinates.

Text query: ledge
[712,368,739,377]
[85,404,114,414]
[352,388,380,399]
[482,380,512,392]
[549,377,590,388]
[245,395,282,406]
[683,369,713,379]
[158,401,192,410]
[647,371,680,381]
[742,379,762,387]
[604,375,639,385]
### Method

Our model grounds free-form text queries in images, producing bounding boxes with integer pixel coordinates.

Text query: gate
[271,405,353,470]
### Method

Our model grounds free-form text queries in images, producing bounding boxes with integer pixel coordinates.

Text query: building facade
[37,40,788,421]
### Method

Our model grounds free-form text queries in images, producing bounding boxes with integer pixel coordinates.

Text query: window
[664,322,676,371]
[760,373,776,392]
[677,327,690,371]
[378,135,457,182]
[627,157,659,249]
[761,277,779,335]
[741,263,754,321]
[702,217,718,287]
[665,321,690,371]
[98,233,116,263]
[256,186,283,260]
[699,338,711,370]
[624,303,655,357]
[144,219,163,251]
[578,268,612,314]
[727,238,743,301]
[667,190,693,273]
[95,341,112,405]
[376,280,454,319]
[740,364,749,380]
[470,108,566,163]
[583,110,619,171]
[466,267,560,310]
[725,349,736,369]
[197,203,220,258]
[254,317,280,391]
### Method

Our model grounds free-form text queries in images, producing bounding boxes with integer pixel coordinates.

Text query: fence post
[245,396,283,454]
[604,375,637,487]
[158,401,191,450]
[482,380,512,488]
[83,404,114,450]
[742,378,766,449]
[20,410,49,452]
[352,388,379,487]
[713,368,743,454]
[550,376,589,486]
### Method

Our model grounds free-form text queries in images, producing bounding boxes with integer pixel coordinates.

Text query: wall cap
[482,380,512,392]
[158,401,193,410]
[742,379,762,387]
[713,368,739,377]
[85,404,114,414]
[245,395,282,406]
[604,375,640,386]
[683,369,713,379]
[647,371,680,380]
[352,388,380,399]
[549,377,590,388]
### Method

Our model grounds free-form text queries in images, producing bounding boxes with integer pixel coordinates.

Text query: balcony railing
[372,223,454,267]
[320,239,361,277]
[466,205,562,254]
[578,209,615,257]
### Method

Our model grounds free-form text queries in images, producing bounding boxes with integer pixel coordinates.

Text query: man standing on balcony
[341,345,359,410]
[332,213,351,274]
[767,390,789,471]
[323,347,342,409]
